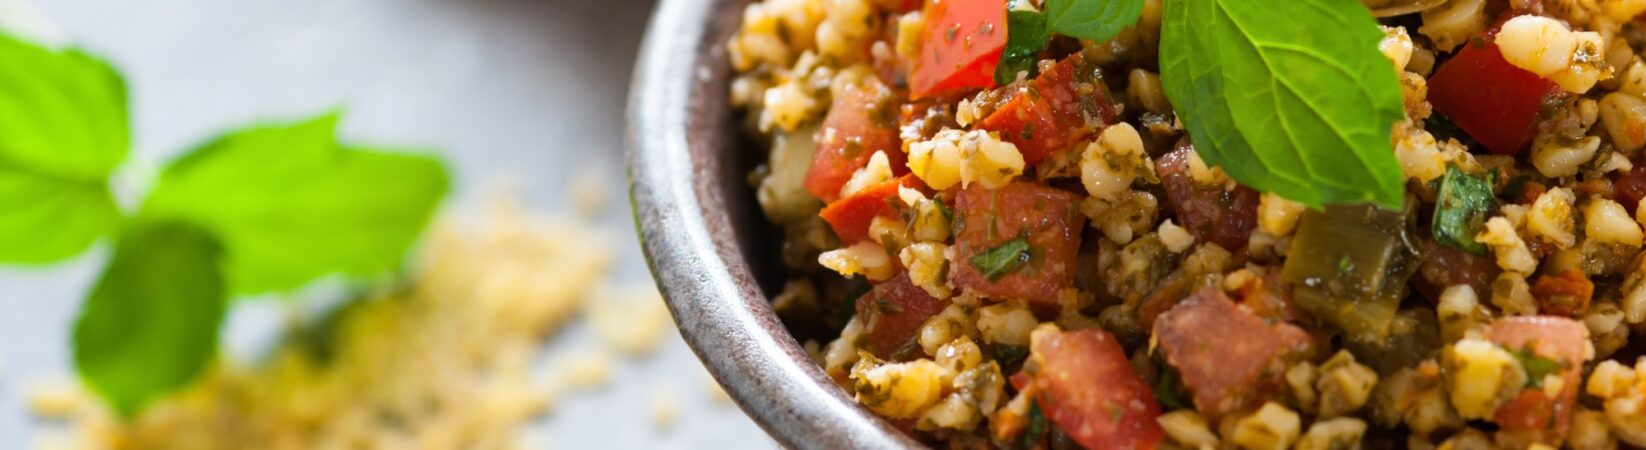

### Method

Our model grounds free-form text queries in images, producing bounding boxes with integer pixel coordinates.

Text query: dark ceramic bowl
[625,0,923,448]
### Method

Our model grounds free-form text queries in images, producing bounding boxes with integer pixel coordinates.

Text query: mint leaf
[0,33,128,263]
[1510,348,1562,388]
[969,237,1031,281]
[0,167,120,263]
[995,10,1050,85]
[1159,0,1406,209]
[141,113,450,295]
[1433,166,1493,254]
[0,33,128,179]
[73,221,224,418]
[1045,0,1145,43]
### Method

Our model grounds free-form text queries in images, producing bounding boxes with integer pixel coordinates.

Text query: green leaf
[994,10,1050,85]
[1511,348,1563,388]
[0,33,129,179]
[74,221,225,418]
[969,237,1031,281]
[1045,0,1146,43]
[0,166,120,263]
[1432,166,1493,254]
[0,33,128,263]
[141,113,450,295]
[1159,0,1406,209]
[1024,399,1049,447]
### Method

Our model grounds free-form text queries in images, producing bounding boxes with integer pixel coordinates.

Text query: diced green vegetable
[995,10,1050,85]
[970,237,1032,281]
[1432,166,1493,255]
[1282,203,1419,343]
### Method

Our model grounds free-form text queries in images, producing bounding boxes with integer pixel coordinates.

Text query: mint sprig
[1045,0,1145,43]
[0,33,450,416]
[1159,0,1406,209]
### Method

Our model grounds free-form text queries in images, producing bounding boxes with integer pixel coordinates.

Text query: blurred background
[0,0,772,447]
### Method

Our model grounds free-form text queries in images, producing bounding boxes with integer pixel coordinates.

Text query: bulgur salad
[728,0,1646,448]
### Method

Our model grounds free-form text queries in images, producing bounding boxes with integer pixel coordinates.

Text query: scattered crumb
[27,381,84,419]
[554,351,616,391]
[568,169,609,218]
[586,286,672,356]
[652,389,680,430]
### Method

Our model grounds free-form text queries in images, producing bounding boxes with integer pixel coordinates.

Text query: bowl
[624,0,925,448]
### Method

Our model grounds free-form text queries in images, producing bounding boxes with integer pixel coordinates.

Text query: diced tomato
[1156,143,1261,251]
[950,181,1084,304]
[819,175,924,244]
[805,78,906,203]
[1613,163,1646,213]
[854,273,950,360]
[1428,40,1564,155]
[1413,237,1500,303]
[973,53,1120,165]
[1488,316,1590,438]
[908,0,1006,99]
[1530,270,1594,317]
[1154,288,1312,419]
[1025,328,1165,450]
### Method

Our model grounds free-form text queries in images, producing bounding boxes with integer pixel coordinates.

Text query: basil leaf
[74,221,225,418]
[969,237,1031,281]
[1159,0,1406,209]
[1045,0,1145,43]
[1511,348,1562,388]
[141,113,450,295]
[1432,166,1493,254]
[0,167,120,263]
[995,10,1050,85]
[0,34,127,263]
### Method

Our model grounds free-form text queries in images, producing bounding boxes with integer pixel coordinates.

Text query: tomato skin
[974,54,1119,165]
[1613,163,1646,213]
[805,78,906,203]
[950,181,1084,304]
[818,175,924,244]
[1154,288,1313,419]
[1156,143,1261,250]
[854,273,949,359]
[908,0,1007,99]
[1027,328,1165,450]
[1487,316,1590,438]
[1427,40,1563,155]
[1530,269,1594,317]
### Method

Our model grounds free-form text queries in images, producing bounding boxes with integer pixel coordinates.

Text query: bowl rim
[624,0,924,448]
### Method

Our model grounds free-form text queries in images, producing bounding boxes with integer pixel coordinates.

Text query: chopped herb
[1511,348,1563,388]
[933,197,955,224]
[1432,166,1494,255]
[890,338,921,360]
[994,344,1030,368]
[994,10,1049,85]
[1152,353,1187,409]
[969,237,1032,281]
[1425,111,1478,149]
[1024,399,1049,447]
[1105,402,1126,422]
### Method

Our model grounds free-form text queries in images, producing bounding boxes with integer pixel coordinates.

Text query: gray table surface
[0,0,771,447]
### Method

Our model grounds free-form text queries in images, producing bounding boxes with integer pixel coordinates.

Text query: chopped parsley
[969,237,1032,281]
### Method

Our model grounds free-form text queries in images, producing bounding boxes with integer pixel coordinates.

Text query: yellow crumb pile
[29,196,680,450]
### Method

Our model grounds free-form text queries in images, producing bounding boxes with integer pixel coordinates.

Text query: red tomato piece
[1027,328,1165,450]
[854,273,949,360]
[1488,316,1590,438]
[805,78,906,203]
[1154,288,1313,419]
[1530,269,1594,317]
[973,53,1120,165]
[950,181,1084,304]
[1613,163,1646,213]
[908,0,1006,99]
[1428,40,1564,155]
[818,175,924,244]
[1156,143,1261,251]
[1413,237,1500,303]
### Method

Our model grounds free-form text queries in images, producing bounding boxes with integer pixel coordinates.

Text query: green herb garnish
[73,222,225,418]
[1432,166,1494,254]
[995,10,1050,84]
[969,237,1031,281]
[0,33,125,263]
[1158,0,1406,209]
[1045,0,1145,43]
[1512,348,1563,388]
[1024,399,1049,447]
[1152,353,1187,409]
